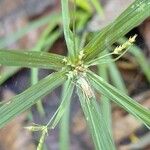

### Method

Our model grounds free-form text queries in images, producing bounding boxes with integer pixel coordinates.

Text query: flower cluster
[114,35,137,54]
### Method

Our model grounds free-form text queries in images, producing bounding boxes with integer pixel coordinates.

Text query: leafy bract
[0,71,66,128]
[83,0,150,61]
[0,50,65,70]
[77,88,116,150]
[59,80,74,150]
[88,71,150,127]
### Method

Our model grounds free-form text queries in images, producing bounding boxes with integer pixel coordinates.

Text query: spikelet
[78,50,85,60]
[24,125,46,132]
[114,35,137,54]
[25,125,48,150]
[62,57,68,63]
[37,127,48,150]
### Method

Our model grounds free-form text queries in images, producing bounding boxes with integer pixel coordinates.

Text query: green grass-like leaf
[73,0,92,13]
[41,29,62,52]
[77,88,116,150]
[88,71,150,127]
[108,61,127,93]
[83,0,150,61]
[98,64,112,129]
[61,0,76,59]
[0,12,61,48]
[59,104,70,150]
[0,102,5,108]
[90,0,104,17]
[46,79,74,129]
[0,71,66,128]
[59,80,74,150]
[0,50,65,70]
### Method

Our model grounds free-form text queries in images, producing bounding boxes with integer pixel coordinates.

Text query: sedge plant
[0,0,150,150]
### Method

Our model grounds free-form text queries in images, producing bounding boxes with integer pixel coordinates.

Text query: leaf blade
[83,0,150,61]
[77,88,116,150]
[59,81,74,150]
[0,50,65,70]
[0,71,66,128]
[61,0,76,59]
[88,71,150,127]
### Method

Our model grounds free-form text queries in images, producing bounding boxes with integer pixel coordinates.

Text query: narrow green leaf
[79,31,88,49]
[42,29,62,52]
[83,0,150,61]
[33,21,59,52]
[72,0,77,56]
[90,0,104,17]
[61,0,75,59]
[98,62,115,147]
[0,102,5,107]
[0,12,61,48]
[73,0,92,13]
[0,50,65,70]
[76,11,91,32]
[77,88,116,150]
[98,63,112,129]
[59,104,70,150]
[59,81,74,150]
[108,61,127,94]
[103,48,128,94]
[31,67,45,116]
[88,71,150,127]
[46,79,74,129]
[0,71,66,128]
